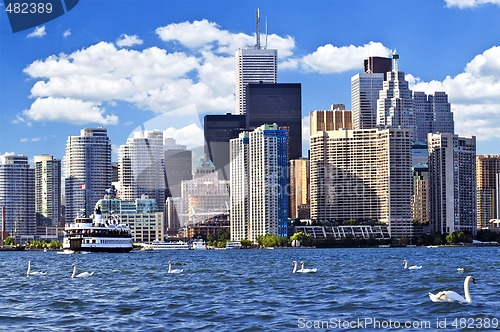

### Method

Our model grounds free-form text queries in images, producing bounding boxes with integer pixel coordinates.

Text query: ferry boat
[143,240,190,250]
[62,207,133,253]
[191,239,207,250]
[225,241,242,250]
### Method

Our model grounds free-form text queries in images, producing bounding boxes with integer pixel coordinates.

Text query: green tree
[4,236,15,246]
[240,239,253,248]
[290,231,313,247]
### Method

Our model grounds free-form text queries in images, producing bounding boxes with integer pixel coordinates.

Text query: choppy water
[0,247,499,331]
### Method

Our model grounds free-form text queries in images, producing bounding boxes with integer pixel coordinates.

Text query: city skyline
[1,0,500,162]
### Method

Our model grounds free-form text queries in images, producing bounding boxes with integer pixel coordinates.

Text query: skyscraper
[310,105,353,136]
[230,124,289,242]
[119,130,166,212]
[428,133,476,235]
[476,155,500,229]
[289,158,310,220]
[310,128,413,238]
[364,56,392,78]
[413,91,454,144]
[235,9,277,114]
[164,138,192,198]
[0,155,35,237]
[34,154,61,227]
[245,82,302,160]
[64,128,112,223]
[376,53,416,140]
[203,113,246,180]
[412,163,429,223]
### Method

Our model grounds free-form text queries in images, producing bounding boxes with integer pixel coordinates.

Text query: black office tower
[204,114,246,180]
[364,56,392,79]
[245,83,302,160]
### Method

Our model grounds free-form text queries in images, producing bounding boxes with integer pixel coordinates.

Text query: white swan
[292,260,317,273]
[457,268,465,273]
[71,264,94,278]
[429,276,476,303]
[26,260,47,277]
[167,261,183,274]
[403,260,422,270]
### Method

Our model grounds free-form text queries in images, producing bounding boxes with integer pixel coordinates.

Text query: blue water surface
[0,246,498,331]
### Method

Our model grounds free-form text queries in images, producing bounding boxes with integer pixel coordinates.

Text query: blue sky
[1,0,500,163]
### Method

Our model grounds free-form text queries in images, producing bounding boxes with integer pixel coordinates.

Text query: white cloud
[164,123,204,150]
[22,97,118,125]
[155,19,295,58]
[27,26,46,38]
[445,0,500,8]
[116,34,144,47]
[63,29,71,38]
[281,41,392,73]
[0,152,16,164]
[410,46,500,141]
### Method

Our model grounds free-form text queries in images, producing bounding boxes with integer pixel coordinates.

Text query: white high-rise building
[64,128,112,223]
[34,154,61,227]
[310,128,413,238]
[230,124,289,242]
[351,72,385,129]
[229,132,249,241]
[0,155,35,237]
[428,133,476,235]
[376,53,416,140]
[235,9,277,114]
[119,130,166,212]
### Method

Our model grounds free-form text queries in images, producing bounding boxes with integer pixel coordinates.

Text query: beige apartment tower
[310,128,413,238]
[476,155,500,229]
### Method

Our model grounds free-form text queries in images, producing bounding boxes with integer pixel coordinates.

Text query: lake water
[0,247,499,331]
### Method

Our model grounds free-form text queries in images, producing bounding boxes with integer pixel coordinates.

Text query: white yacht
[191,239,207,250]
[225,241,242,250]
[143,240,190,250]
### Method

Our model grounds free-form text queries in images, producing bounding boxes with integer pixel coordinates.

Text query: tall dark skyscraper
[245,83,302,160]
[364,56,392,78]
[204,114,246,180]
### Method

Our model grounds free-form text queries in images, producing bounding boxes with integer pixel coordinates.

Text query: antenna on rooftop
[256,8,261,49]
[265,16,268,49]
[392,49,399,73]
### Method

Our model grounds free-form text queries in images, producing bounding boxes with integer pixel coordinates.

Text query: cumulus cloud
[155,19,295,58]
[164,123,205,150]
[22,97,118,125]
[281,41,392,73]
[410,46,500,140]
[116,34,143,47]
[445,0,500,8]
[27,26,46,38]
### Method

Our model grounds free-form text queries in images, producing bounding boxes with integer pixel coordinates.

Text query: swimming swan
[292,260,317,273]
[429,276,476,303]
[403,260,422,270]
[168,261,183,274]
[26,261,47,277]
[71,264,94,278]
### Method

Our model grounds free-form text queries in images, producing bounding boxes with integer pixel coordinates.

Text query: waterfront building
[119,130,166,212]
[230,124,289,242]
[229,132,249,241]
[203,113,246,180]
[164,138,192,198]
[181,160,230,225]
[412,164,429,223]
[289,158,310,220]
[310,105,353,136]
[310,128,413,238]
[64,128,112,223]
[235,9,277,114]
[166,197,183,237]
[428,133,476,235]
[0,155,35,238]
[34,154,61,227]
[376,53,416,140]
[476,155,500,229]
[245,82,302,160]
